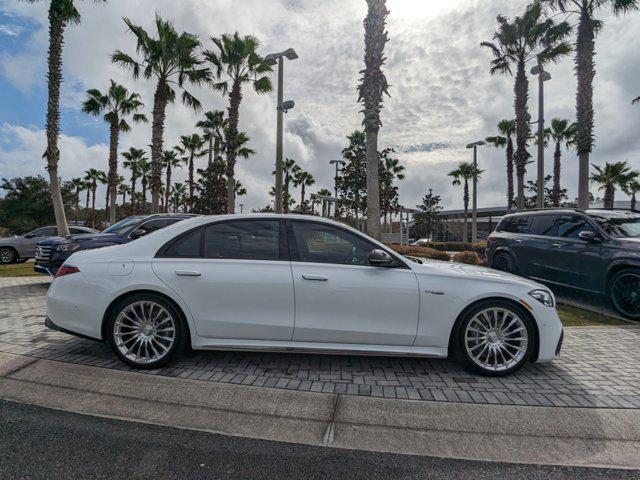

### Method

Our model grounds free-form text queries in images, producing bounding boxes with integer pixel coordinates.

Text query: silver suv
[0,225,97,264]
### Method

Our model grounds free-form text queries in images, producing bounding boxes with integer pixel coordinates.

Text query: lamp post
[238,203,244,214]
[531,64,551,209]
[265,48,298,214]
[466,140,485,242]
[329,159,345,216]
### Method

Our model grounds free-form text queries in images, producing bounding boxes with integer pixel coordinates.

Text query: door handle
[175,270,201,277]
[302,274,328,281]
[551,243,566,248]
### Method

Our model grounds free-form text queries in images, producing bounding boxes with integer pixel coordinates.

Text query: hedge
[452,251,484,266]
[413,241,487,255]
[386,244,450,261]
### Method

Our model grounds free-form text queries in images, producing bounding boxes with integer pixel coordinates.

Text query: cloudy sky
[0,0,639,211]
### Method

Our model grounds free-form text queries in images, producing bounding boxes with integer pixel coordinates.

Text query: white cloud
[0,23,21,36]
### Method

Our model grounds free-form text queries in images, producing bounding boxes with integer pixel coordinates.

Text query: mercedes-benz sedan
[45,214,563,376]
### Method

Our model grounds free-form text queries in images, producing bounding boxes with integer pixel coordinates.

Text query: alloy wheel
[113,300,176,365]
[0,248,15,264]
[493,254,512,273]
[464,307,528,372]
[611,273,640,318]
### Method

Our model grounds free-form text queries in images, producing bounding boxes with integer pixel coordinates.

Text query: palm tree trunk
[604,186,615,209]
[506,136,514,211]
[107,119,119,225]
[301,184,306,211]
[225,82,243,214]
[150,81,169,213]
[85,190,90,223]
[130,176,136,214]
[463,179,469,242]
[514,58,529,211]
[91,184,97,229]
[75,188,80,223]
[632,192,637,211]
[141,177,147,214]
[283,175,290,214]
[121,190,126,208]
[553,141,562,207]
[365,128,381,239]
[576,7,595,210]
[45,6,70,236]
[105,186,109,224]
[165,165,171,214]
[208,135,213,166]
[188,153,194,211]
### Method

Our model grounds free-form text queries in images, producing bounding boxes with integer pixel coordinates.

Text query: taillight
[55,265,80,278]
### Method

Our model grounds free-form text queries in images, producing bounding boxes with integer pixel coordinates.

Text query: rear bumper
[45,316,102,342]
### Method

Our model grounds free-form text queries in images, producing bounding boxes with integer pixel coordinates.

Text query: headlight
[528,289,554,307]
[56,243,80,253]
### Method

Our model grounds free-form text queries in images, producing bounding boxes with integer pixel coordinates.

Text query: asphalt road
[1,400,638,480]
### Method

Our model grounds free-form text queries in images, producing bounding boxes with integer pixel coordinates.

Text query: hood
[37,232,119,246]
[408,258,544,290]
[612,237,640,248]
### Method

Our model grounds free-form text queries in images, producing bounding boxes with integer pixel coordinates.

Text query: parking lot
[1,277,639,409]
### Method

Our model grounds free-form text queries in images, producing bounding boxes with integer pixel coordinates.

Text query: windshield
[592,214,640,238]
[103,216,145,235]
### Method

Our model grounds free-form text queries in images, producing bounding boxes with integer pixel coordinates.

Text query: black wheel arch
[101,289,192,347]
[447,296,540,362]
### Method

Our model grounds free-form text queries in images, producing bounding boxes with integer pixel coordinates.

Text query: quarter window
[529,215,558,236]
[497,216,531,234]
[291,221,375,265]
[204,220,280,260]
[163,228,203,257]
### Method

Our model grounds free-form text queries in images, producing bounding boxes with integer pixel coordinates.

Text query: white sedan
[45,214,563,376]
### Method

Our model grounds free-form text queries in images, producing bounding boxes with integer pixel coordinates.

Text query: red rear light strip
[54,265,80,278]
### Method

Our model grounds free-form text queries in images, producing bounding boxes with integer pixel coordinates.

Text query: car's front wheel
[0,247,17,264]
[107,293,186,369]
[609,268,640,320]
[454,300,534,376]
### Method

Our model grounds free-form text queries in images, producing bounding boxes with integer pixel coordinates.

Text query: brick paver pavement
[1,277,639,408]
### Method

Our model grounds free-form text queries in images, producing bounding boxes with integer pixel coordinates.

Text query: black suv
[487,209,640,319]
[34,214,196,276]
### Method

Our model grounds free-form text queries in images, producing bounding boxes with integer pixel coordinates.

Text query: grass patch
[0,260,41,278]
[557,305,628,327]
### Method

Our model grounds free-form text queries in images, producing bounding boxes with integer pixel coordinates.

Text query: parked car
[486,208,640,319]
[34,214,196,276]
[0,225,97,264]
[45,214,563,376]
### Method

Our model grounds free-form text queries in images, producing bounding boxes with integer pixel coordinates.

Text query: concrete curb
[1,352,639,470]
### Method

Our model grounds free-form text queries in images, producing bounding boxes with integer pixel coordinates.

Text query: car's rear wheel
[609,268,640,320]
[0,247,17,264]
[107,293,186,369]
[492,252,515,274]
[455,300,533,376]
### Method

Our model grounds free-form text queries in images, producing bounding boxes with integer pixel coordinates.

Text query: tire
[454,300,534,377]
[0,247,17,264]
[492,252,515,274]
[608,268,640,320]
[107,293,187,369]
[15,258,29,264]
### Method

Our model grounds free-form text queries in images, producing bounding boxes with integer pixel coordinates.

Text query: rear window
[529,215,558,236]
[497,216,531,233]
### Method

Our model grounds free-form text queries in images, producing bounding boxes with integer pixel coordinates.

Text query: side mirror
[368,249,396,267]
[579,230,601,243]
[24,233,35,239]
[130,228,146,239]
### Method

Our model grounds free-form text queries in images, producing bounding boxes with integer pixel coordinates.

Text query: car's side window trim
[286,219,409,269]
[156,218,289,261]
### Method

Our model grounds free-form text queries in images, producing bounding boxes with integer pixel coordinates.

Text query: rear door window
[497,216,531,234]
[204,220,280,260]
[529,215,558,236]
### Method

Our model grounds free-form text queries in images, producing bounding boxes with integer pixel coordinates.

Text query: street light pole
[466,141,485,243]
[531,64,551,209]
[265,48,298,214]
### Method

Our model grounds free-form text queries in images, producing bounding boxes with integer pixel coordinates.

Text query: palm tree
[486,119,516,211]
[448,162,483,243]
[544,118,577,207]
[358,0,390,240]
[293,170,315,212]
[84,168,107,228]
[196,110,227,166]
[27,0,106,236]
[170,182,187,213]
[623,179,640,210]
[162,149,184,212]
[69,177,86,224]
[139,158,151,213]
[112,14,210,213]
[381,156,405,231]
[542,0,638,209]
[276,158,300,214]
[81,80,147,224]
[482,3,572,210]
[633,96,640,104]
[591,162,638,209]
[204,32,272,213]
[315,188,333,217]
[176,134,206,211]
[117,182,130,209]
[121,147,147,214]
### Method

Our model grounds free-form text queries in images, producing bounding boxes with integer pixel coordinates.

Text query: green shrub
[472,241,487,255]
[387,244,450,261]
